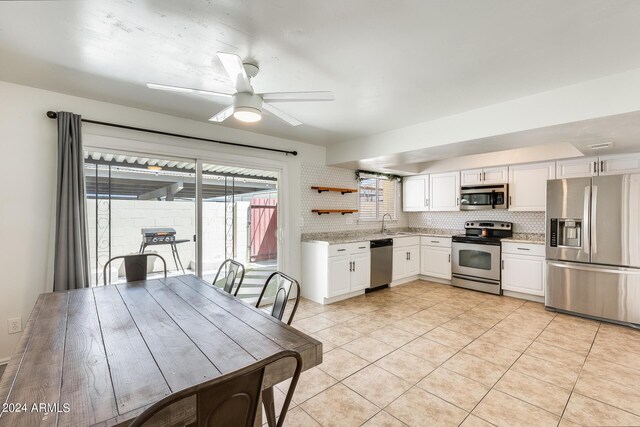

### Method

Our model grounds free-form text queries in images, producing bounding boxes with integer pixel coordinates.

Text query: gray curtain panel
[53,112,90,291]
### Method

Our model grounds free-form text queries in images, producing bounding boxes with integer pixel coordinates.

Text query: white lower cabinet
[501,243,545,296]
[420,236,452,280]
[392,237,420,282]
[302,241,371,304]
[350,251,372,291]
[420,246,452,279]
[327,254,351,297]
[392,245,419,281]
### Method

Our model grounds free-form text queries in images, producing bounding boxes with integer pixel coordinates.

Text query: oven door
[460,187,507,210]
[452,241,501,281]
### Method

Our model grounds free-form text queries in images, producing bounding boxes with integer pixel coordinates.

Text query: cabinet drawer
[393,236,420,248]
[328,241,369,257]
[420,236,451,247]
[350,242,371,254]
[502,242,545,257]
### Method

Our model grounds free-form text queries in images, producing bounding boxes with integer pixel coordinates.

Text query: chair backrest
[212,259,245,296]
[102,254,167,286]
[255,272,301,325]
[130,350,302,427]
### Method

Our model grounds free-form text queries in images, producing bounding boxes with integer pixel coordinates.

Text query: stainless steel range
[451,221,512,295]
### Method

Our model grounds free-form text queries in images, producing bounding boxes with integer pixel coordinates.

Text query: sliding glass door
[201,163,279,303]
[84,150,197,285]
[83,149,281,298]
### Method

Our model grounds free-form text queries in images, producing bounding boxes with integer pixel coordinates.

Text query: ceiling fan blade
[208,105,234,122]
[217,52,253,94]
[263,104,302,126]
[147,83,234,98]
[261,91,334,103]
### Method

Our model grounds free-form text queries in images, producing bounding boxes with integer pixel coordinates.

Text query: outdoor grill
[139,227,188,274]
[141,227,177,244]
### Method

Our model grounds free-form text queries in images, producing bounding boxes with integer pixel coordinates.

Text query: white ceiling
[2,1,640,146]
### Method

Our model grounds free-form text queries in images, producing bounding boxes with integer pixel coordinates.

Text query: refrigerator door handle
[591,184,598,255]
[583,186,590,255]
[547,261,640,275]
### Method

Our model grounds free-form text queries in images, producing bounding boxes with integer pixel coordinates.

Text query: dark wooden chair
[212,259,245,296]
[255,272,301,326]
[255,272,302,427]
[102,254,167,286]
[129,350,302,427]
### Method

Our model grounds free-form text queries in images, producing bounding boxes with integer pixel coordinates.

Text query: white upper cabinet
[556,156,599,179]
[600,153,640,176]
[461,169,483,186]
[508,162,556,211]
[556,153,640,178]
[482,167,509,184]
[461,167,508,186]
[430,171,460,211]
[403,175,429,212]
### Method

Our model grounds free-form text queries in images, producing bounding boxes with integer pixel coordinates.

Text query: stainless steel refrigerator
[546,174,640,327]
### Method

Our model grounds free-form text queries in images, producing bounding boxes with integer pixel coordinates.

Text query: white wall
[0,80,326,361]
[299,162,408,234]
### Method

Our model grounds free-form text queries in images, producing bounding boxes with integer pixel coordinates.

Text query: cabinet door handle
[479,172,482,182]
[431,240,439,243]
[352,261,355,272]
[593,161,597,175]
[509,196,512,205]
[337,249,346,252]
[448,254,451,263]
[600,160,604,174]
[483,171,486,181]
[501,260,504,270]
[425,198,429,207]
[456,197,460,206]
[517,247,530,251]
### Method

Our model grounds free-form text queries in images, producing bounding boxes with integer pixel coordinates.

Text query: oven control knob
[152,237,158,242]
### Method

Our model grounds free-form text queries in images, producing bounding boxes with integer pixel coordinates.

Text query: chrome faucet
[381,213,392,234]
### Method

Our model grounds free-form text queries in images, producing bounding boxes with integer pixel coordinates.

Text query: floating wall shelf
[311,186,357,195]
[311,209,358,215]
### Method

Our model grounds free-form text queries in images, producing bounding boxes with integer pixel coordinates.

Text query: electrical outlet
[8,317,21,334]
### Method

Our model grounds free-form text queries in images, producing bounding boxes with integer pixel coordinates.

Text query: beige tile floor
[271,279,640,427]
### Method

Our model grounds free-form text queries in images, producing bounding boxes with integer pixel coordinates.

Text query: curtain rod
[46,111,298,156]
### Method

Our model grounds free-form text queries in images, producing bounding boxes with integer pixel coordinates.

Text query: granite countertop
[302,229,546,245]
[301,228,461,244]
[501,233,546,244]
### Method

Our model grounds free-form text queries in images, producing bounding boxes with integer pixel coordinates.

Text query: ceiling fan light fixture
[233,106,262,123]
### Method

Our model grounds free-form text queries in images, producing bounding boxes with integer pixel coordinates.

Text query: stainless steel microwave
[460,184,508,210]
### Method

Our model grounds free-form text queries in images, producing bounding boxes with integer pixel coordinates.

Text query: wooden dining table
[0,274,322,426]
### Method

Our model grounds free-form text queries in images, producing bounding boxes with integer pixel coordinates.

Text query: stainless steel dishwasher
[369,238,393,292]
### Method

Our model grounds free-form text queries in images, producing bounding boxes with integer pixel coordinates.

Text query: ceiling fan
[147,52,334,126]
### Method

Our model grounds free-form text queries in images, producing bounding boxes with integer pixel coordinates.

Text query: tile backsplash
[407,210,545,234]
[300,162,408,233]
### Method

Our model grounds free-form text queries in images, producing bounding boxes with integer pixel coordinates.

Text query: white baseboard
[503,290,544,303]
[418,275,451,285]
[391,275,452,287]
[322,289,366,305]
